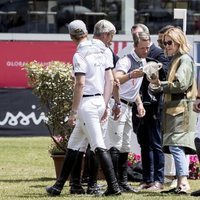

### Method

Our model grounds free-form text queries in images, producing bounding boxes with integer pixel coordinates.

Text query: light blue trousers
[169,146,188,177]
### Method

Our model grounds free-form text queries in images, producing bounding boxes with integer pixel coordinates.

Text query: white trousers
[67,96,107,152]
[107,98,133,152]
[164,154,176,176]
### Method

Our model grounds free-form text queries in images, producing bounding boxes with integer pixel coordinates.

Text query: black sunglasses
[163,40,173,46]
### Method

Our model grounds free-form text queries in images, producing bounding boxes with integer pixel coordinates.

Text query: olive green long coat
[161,53,197,154]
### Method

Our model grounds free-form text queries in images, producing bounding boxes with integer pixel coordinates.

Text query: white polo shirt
[91,39,114,69]
[73,40,110,95]
[115,51,145,102]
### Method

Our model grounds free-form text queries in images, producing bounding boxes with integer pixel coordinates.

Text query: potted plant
[24,60,74,177]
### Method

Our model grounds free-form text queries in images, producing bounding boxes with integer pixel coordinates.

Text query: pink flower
[189,155,200,179]
[128,152,141,166]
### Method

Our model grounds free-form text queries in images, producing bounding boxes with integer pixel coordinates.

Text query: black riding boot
[87,151,100,195]
[46,149,79,196]
[81,145,90,184]
[70,152,85,194]
[118,152,138,193]
[109,147,120,178]
[95,147,121,196]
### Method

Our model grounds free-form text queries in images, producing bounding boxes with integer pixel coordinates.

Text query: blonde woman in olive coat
[148,27,197,194]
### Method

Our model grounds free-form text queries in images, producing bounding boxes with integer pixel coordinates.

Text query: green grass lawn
[0,137,200,200]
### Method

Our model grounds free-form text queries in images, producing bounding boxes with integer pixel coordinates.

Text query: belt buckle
[126,101,133,107]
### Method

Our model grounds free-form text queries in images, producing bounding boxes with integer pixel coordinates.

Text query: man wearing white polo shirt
[46,19,121,197]
[107,31,149,193]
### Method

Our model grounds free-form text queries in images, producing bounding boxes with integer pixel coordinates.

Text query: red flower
[128,152,141,166]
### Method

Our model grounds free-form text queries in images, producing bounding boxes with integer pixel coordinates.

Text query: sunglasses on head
[163,40,173,46]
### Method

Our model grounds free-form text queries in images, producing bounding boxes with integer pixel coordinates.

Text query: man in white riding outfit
[107,31,150,192]
[46,20,121,197]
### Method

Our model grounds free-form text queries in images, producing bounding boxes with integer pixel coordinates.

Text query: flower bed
[128,153,200,180]
[189,155,200,179]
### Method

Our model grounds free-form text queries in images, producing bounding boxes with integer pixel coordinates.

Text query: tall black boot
[70,152,85,194]
[81,145,90,184]
[95,147,121,196]
[109,147,120,178]
[87,151,100,195]
[46,149,79,196]
[118,152,138,193]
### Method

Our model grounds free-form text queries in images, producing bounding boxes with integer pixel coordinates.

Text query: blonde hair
[163,27,191,55]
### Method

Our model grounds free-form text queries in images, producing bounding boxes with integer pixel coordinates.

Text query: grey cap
[93,19,116,35]
[68,20,88,36]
